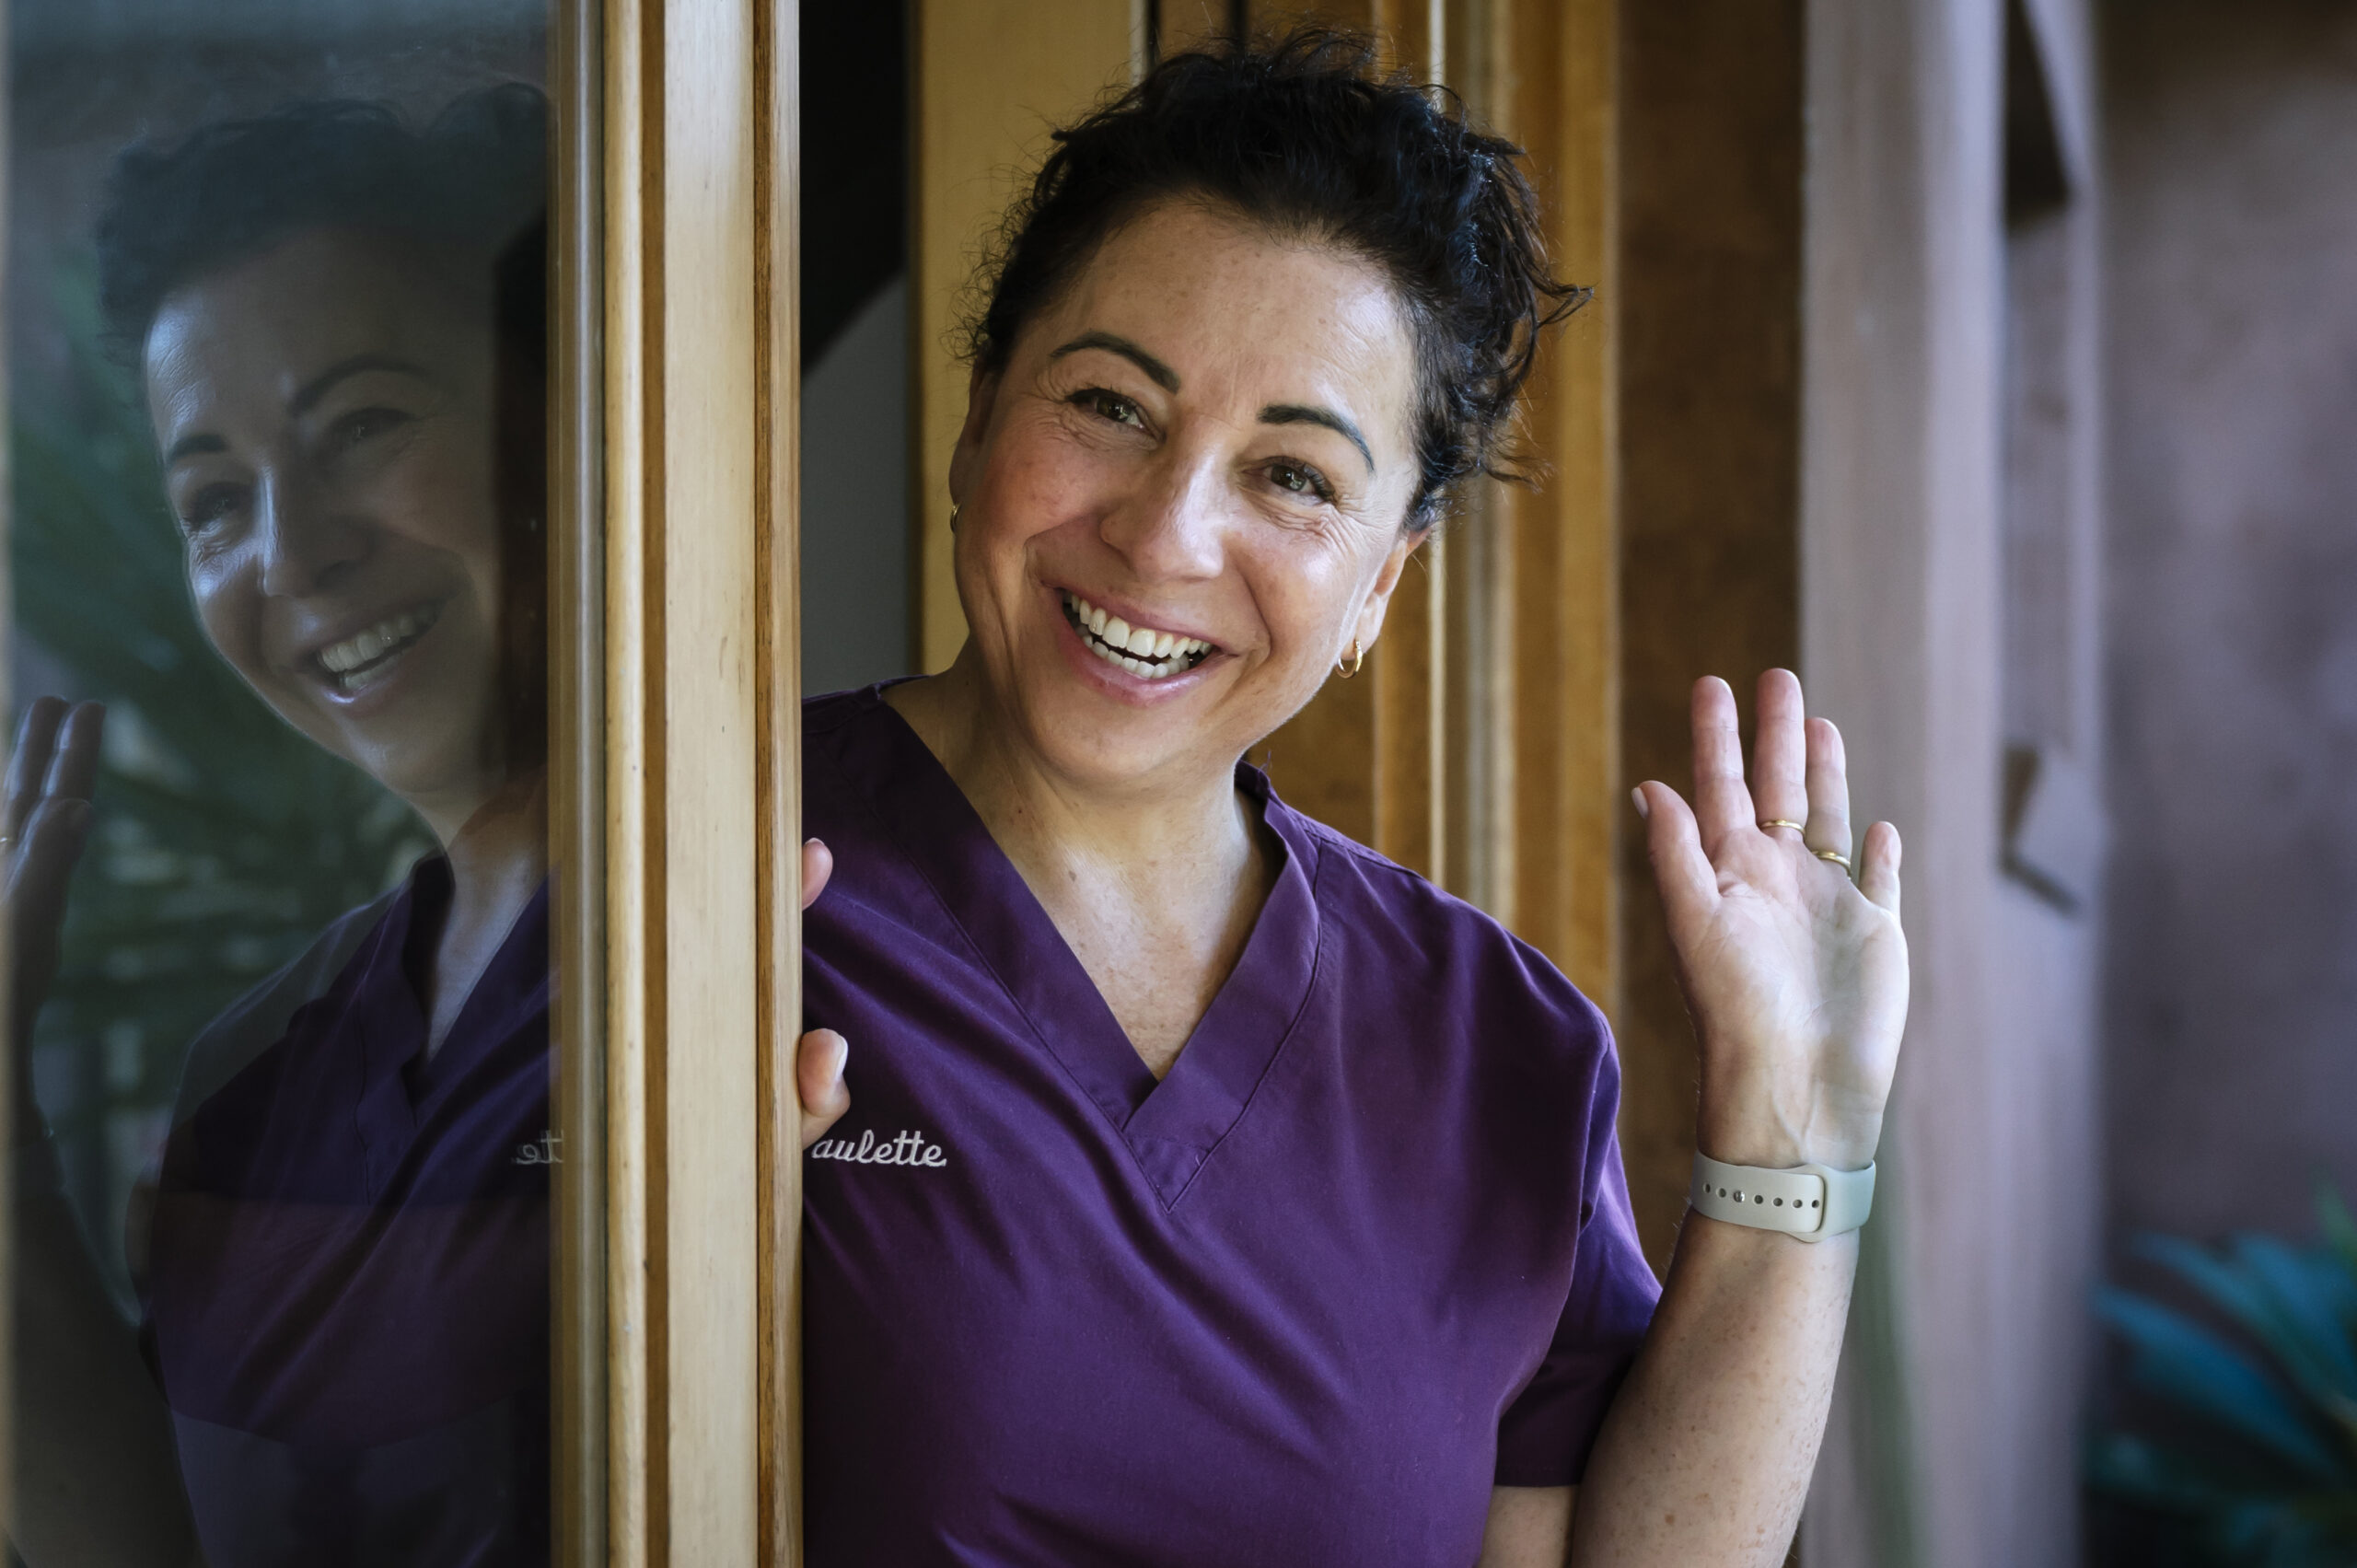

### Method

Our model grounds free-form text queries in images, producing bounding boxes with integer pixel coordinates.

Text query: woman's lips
[1060,589,1217,681]
[311,599,445,697]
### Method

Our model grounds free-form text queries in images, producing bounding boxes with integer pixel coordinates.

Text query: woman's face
[144,228,509,829]
[947,199,1423,794]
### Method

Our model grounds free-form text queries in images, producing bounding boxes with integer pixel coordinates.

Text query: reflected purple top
[145,858,552,1568]
[801,687,1659,1567]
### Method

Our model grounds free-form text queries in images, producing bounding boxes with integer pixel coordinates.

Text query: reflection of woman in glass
[8,87,555,1565]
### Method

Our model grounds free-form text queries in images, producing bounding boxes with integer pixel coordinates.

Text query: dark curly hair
[967,29,1584,532]
[93,85,551,769]
[95,84,547,363]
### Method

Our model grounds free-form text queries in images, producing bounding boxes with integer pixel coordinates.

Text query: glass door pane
[6,2,560,1562]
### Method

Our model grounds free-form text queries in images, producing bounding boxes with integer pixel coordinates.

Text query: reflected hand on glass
[1631,671,1909,1175]
[798,836,853,1150]
[6,696,103,1145]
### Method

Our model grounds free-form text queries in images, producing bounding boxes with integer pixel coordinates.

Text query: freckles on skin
[948,201,1426,785]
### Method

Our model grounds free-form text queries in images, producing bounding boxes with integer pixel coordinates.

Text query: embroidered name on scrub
[811,1128,949,1167]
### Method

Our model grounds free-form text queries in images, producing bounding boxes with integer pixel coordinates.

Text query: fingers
[1803,716,1854,864]
[6,798,96,1038]
[796,1028,852,1150]
[1751,669,1808,835]
[1632,781,1721,926]
[6,697,69,842]
[9,796,96,906]
[1688,678,1755,844]
[44,703,105,806]
[1858,820,1902,914]
[801,838,834,912]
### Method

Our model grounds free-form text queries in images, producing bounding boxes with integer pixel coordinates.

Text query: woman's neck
[893,657,1253,886]
[888,657,1274,1076]
[416,767,550,1058]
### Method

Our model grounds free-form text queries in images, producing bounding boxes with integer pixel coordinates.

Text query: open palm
[1633,671,1909,1174]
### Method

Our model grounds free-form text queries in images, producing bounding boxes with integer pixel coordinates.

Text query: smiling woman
[4,87,561,1566]
[791,29,1910,1568]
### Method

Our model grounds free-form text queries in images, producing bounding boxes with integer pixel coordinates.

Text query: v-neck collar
[343,859,553,1198]
[822,686,1323,1207]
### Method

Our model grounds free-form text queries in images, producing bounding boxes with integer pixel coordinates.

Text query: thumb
[796,1028,851,1150]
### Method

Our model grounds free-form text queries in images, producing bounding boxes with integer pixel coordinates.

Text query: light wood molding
[911,0,1139,673]
[594,0,794,1561]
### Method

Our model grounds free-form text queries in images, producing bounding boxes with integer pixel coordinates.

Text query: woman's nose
[1098,456,1226,582]
[253,472,368,597]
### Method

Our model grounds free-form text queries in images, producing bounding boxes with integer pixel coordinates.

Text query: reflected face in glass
[144,228,508,829]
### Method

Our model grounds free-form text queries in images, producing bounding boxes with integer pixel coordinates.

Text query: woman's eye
[179,483,247,535]
[1074,389,1146,429]
[328,406,411,450]
[1268,461,1335,504]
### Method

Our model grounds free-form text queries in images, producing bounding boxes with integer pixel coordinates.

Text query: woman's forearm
[1567,1212,1855,1567]
[10,1178,199,1567]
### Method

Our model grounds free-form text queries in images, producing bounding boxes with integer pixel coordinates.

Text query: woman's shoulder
[1268,792,1613,1053]
[168,887,404,1128]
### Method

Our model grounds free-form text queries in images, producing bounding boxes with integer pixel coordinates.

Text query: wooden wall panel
[911,0,1140,672]
[1487,0,1620,1002]
[1615,0,1805,1269]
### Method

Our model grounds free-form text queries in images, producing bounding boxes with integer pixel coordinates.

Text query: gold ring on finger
[1814,848,1852,869]
[1759,819,1805,834]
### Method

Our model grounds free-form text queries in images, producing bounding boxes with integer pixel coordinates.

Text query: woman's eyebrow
[1050,331,1178,391]
[1260,403,1373,472]
[287,353,435,417]
[164,432,227,465]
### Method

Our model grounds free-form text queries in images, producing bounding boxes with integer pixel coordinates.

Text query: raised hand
[1631,671,1908,1174]
[6,698,105,1144]
[796,836,852,1150]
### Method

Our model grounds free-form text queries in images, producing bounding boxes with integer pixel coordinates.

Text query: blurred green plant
[11,266,430,1146]
[2089,1184,2357,1567]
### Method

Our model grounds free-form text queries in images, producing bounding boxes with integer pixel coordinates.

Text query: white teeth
[317,603,440,680]
[1062,590,1215,682]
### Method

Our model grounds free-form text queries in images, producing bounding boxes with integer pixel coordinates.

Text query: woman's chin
[1012,639,1272,793]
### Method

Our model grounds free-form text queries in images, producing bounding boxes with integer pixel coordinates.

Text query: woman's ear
[946,365,1003,514]
[1349,528,1426,654]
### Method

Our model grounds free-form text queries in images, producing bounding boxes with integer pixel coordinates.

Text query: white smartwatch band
[1690,1152,1875,1242]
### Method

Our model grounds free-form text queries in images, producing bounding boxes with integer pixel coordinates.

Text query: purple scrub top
[801,686,1660,1567]
[144,858,552,1568]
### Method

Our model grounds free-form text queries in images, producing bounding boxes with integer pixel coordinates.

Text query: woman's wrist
[1696,1063,1884,1172]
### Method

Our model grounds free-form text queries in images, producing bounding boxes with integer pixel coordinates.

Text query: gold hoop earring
[949,505,962,531]
[1334,638,1365,679]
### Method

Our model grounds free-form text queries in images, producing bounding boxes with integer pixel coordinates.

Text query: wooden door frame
[553,0,801,1562]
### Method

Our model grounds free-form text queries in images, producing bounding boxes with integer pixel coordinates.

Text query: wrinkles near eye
[331,407,412,449]
[1070,388,1147,430]
[179,482,246,536]
[1266,459,1336,505]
